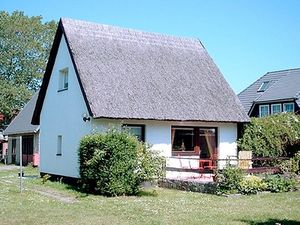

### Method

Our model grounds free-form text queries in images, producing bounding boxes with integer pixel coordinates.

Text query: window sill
[57,88,68,92]
[172,151,199,156]
[56,154,62,156]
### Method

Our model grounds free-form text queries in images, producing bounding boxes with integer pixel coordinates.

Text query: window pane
[172,127,194,151]
[257,81,270,92]
[259,105,269,117]
[59,68,68,90]
[284,103,294,112]
[271,104,281,114]
[123,125,144,141]
[57,135,62,155]
[199,128,216,158]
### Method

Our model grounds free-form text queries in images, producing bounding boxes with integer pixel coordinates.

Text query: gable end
[32,20,93,125]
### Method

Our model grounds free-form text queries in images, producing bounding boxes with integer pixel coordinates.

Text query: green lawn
[0,166,299,225]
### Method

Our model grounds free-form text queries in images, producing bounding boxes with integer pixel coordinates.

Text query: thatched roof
[32,18,249,124]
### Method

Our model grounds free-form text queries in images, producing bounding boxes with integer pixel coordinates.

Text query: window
[257,81,270,92]
[122,124,145,142]
[171,127,217,157]
[271,104,281,114]
[171,127,195,151]
[259,105,269,117]
[283,103,294,113]
[57,135,62,156]
[58,68,68,91]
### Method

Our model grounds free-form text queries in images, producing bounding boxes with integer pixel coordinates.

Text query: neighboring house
[32,18,249,179]
[238,68,300,117]
[4,93,40,166]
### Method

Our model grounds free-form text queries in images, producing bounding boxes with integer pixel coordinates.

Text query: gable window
[271,104,281,114]
[283,103,294,113]
[122,124,145,142]
[57,135,62,156]
[259,105,269,117]
[257,81,270,92]
[58,68,68,91]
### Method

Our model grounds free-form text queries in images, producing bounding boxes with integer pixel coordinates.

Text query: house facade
[32,18,249,179]
[4,93,40,166]
[238,68,300,117]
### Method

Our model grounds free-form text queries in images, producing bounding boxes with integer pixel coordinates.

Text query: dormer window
[58,68,68,91]
[257,81,269,92]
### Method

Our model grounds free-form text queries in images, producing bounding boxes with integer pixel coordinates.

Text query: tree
[0,11,56,122]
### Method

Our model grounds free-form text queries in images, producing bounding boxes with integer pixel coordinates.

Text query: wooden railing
[167,156,290,174]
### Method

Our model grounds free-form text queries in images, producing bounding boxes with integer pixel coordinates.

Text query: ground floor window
[171,126,217,157]
[122,124,145,142]
[57,135,62,156]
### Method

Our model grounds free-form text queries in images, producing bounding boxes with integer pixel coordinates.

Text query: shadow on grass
[64,183,89,198]
[137,189,158,197]
[241,218,300,225]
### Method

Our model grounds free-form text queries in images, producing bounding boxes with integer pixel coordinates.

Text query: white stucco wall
[39,35,92,178]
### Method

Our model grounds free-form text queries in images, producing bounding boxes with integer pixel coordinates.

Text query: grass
[0,165,300,225]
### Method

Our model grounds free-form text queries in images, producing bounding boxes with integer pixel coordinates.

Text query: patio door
[199,128,217,159]
[198,128,217,170]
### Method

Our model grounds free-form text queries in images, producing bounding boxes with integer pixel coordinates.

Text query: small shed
[3,92,40,166]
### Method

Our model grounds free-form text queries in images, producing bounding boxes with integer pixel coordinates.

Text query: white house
[32,18,249,179]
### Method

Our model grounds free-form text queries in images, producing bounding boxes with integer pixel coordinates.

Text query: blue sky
[1,0,300,93]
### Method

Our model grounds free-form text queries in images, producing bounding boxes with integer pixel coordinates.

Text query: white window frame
[58,68,68,91]
[259,105,269,117]
[57,135,62,156]
[271,104,282,115]
[283,103,294,113]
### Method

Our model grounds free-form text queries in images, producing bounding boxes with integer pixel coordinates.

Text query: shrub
[215,166,244,194]
[238,175,267,195]
[278,152,300,175]
[238,113,300,157]
[78,129,164,196]
[264,175,298,193]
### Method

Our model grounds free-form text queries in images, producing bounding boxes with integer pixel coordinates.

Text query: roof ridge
[61,17,199,46]
[266,67,300,75]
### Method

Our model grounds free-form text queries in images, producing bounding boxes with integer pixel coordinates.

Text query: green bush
[264,175,298,193]
[238,175,267,195]
[238,113,300,157]
[78,129,164,196]
[277,152,300,175]
[215,166,244,194]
